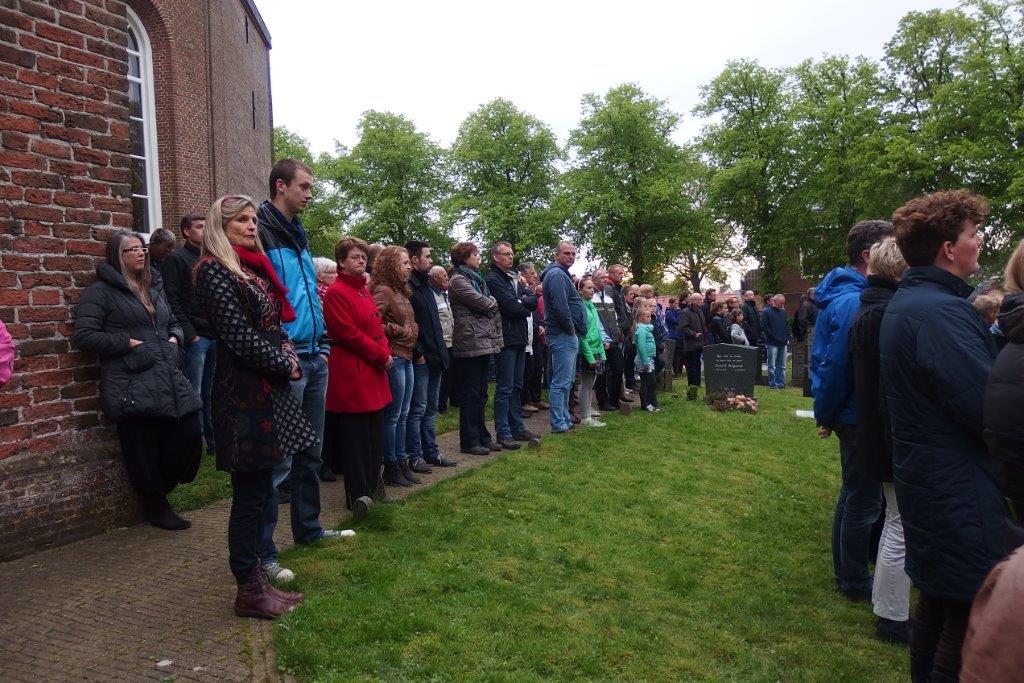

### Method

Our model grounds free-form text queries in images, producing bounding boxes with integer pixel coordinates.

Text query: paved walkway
[0,412,554,681]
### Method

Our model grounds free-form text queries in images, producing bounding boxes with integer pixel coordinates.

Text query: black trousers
[438,347,456,410]
[671,341,685,375]
[116,414,202,501]
[228,467,275,583]
[523,343,546,404]
[684,348,703,386]
[454,354,492,449]
[639,370,658,407]
[910,592,972,683]
[324,410,383,510]
[623,342,638,390]
[596,345,624,407]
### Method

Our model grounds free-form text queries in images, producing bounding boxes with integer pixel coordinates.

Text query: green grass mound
[272,388,907,681]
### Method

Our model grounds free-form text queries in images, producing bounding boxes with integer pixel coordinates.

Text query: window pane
[128,54,140,78]
[132,197,149,233]
[130,157,147,195]
[129,119,144,156]
[127,28,138,52]
[128,81,142,118]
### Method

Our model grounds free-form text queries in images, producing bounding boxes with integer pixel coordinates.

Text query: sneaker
[263,560,295,583]
[646,404,657,412]
[321,529,353,540]
[583,417,606,428]
[513,430,541,441]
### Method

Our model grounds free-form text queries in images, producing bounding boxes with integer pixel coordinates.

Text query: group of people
[811,190,1024,681]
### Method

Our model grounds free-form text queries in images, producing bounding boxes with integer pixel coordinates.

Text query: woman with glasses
[73,230,203,531]
[194,195,317,620]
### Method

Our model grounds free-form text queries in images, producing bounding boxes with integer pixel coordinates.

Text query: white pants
[872,482,911,621]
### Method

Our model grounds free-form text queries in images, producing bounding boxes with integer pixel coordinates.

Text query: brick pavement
[0,411,554,681]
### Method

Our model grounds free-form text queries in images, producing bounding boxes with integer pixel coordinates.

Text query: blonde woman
[194,195,317,620]
[73,230,202,530]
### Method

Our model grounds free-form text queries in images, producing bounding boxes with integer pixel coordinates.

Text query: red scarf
[231,244,297,323]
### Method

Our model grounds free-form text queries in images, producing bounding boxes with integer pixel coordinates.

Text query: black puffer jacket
[161,242,211,340]
[984,292,1024,521]
[880,266,1003,601]
[73,262,201,421]
[849,275,898,483]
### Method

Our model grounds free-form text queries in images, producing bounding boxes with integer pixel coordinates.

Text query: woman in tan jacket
[370,246,420,487]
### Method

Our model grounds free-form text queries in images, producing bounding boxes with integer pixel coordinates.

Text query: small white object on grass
[340,529,356,538]
[156,660,173,668]
[795,410,815,419]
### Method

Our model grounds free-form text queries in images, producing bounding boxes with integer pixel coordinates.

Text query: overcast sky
[256,0,961,154]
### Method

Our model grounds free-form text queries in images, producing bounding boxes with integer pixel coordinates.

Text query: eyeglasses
[495,251,514,257]
[122,246,149,255]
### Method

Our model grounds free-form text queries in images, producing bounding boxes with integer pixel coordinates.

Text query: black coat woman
[73,230,202,530]
[194,195,317,620]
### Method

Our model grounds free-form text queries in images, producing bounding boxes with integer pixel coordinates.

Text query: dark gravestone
[704,343,758,402]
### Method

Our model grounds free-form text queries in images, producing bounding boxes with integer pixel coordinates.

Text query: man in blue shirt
[539,241,586,434]
[811,219,893,602]
[256,159,339,585]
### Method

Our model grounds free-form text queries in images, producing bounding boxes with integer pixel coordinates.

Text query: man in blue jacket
[880,191,1001,682]
[256,159,338,585]
[539,241,586,434]
[811,219,893,602]
[760,294,790,388]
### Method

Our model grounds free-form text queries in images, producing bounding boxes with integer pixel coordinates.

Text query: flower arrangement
[709,393,759,413]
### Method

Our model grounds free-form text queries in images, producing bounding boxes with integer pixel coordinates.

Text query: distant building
[0,0,273,559]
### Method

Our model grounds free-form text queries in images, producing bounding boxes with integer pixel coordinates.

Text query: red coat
[324,272,392,413]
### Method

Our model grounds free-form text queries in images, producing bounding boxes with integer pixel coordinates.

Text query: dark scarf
[232,243,296,323]
[456,264,489,296]
[260,201,308,252]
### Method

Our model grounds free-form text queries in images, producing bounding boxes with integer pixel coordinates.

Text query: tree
[694,60,800,291]
[329,111,450,248]
[564,84,699,283]
[445,99,562,262]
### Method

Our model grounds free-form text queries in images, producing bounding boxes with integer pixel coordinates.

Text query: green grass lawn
[271,386,907,681]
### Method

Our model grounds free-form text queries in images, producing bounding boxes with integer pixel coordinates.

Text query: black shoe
[425,454,459,467]
[399,458,421,484]
[318,465,337,482]
[875,617,909,645]
[841,586,872,603]
[409,457,433,474]
[486,442,501,452]
[460,446,491,456]
[513,430,541,441]
[597,403,616,412]
[499,439,521,450]
[146,499,190,531]
[383,462,411,487]
[352,495,372,520]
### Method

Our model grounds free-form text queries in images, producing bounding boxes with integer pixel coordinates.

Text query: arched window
[125,8,161,236]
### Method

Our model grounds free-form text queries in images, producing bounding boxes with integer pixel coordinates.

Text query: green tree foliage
[564,84,702,283]
[445,99,562,262]
[330,111,451,249]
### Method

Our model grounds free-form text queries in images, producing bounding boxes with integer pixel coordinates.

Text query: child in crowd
[634,303,660,412]
[578,275,608,427]
[729,308,750,345]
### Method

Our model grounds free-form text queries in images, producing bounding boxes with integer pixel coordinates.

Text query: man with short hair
[256,158,336,584]
[761,294,790,389]
[702,288,717,324]
[148,228,176,269]
[540,241,586,433]
[605,265,634,401]
[405,241,458,470]
[430,266,456,413]
[794,287,818,342]
[677,293,707,394]
[162,213,215,453]
[518,262,547,412]
[487,243,540,448]
[811,219,894,606]
[880,192,1001,681]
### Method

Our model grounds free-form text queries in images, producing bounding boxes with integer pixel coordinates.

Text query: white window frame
[125,7,161,238]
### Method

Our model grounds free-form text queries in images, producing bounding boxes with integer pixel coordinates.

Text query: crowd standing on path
[50,154,1024,677]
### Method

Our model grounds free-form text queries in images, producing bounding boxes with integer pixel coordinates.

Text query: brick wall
[0,0,273,561]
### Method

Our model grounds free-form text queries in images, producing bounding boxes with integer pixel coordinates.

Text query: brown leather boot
[257,564,304,605]
[233,568,296,619]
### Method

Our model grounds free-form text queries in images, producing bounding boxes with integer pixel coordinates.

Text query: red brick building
[0,0,273,560]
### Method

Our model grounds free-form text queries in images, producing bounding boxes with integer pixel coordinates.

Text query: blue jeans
[832,422,883,594]
[184,336,216,450]
[407,360,442,461]
[383,356,414,464]
[264,354,327,561]
[546,332,578,433]
[494,345,526,440]
[766,343,787,388]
